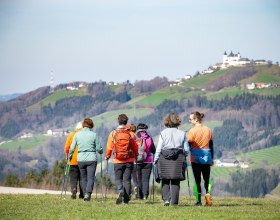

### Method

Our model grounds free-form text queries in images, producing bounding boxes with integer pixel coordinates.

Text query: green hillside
[128,64,280,106]
[27,88,88,111]
[91,107,154,128]
[0,135,50,152]
[237,145,280,167]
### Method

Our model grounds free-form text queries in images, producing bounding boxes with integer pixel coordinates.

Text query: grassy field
[0,135,50,151]
[27,88,88,111]
[91,107,154,129]
[0,194,279,220]
[237,145,280,167]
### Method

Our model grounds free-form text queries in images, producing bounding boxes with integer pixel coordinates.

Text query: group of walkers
[64,111,214,206]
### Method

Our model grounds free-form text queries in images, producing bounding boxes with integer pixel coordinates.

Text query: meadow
[0,194,279,220]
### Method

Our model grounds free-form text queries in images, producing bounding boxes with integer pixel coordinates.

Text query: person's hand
[105,156,110,160]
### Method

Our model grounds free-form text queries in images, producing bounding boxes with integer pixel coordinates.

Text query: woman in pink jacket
[134,123,156,200]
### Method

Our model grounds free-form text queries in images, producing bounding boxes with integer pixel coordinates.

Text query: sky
[0,0,279,95]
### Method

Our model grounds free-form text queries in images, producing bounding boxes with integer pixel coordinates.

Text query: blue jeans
[78,161,97,194]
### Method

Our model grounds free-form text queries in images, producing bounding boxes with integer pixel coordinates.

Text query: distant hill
[0,93,21,102]
[0,63,279,197]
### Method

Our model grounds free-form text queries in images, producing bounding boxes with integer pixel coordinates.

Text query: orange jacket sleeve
[106,131,114,159]
[64,132,75,155]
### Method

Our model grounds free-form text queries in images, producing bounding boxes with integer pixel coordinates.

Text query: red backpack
[113,128,132,159]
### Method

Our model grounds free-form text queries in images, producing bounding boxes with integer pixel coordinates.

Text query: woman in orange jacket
[64,122,83,199]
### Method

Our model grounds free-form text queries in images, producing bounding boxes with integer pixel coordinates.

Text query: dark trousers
[134,163,152,199]
[191,162,211,202]
[78,161,97,195]
[69,165,84,197]
[114,162,133,203]
[161,179,180,205]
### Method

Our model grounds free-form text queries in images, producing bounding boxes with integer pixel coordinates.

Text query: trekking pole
[185,161,191,205]
[95,175,98,199]
[152,160,155,203]
[61,160,70,198]
[105,159,108,200]
[100,154,104,201]
[135,161,139,200]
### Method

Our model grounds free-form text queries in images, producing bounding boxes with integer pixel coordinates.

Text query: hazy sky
[0,0,279,94]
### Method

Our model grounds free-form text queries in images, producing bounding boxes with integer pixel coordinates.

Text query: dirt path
[0,186,70,195]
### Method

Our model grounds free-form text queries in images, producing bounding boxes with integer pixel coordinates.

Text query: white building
[222,51,250,69]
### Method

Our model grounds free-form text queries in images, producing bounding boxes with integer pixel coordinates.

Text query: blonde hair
[75,121,83,130]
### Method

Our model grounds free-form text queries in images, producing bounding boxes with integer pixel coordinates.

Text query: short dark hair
[118,114,128,125]
[163,113,181,128]
[83,118,94,128]
[137,123,148,130]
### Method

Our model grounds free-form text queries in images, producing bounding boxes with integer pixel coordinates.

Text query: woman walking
[154,113,188,206]
[188,111,214,206]
[134,123,156,200]
[69,118,103,201]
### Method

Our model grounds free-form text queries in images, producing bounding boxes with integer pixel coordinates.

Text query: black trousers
[134,163,152,199]
[191,162,211,202]
[69,165,84,197]
[114,162,133,203]
[78,161,97,195]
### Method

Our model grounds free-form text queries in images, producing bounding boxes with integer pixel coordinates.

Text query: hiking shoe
[71,189,77,199]
[205,193,212,206]
[195,202,202,206]
[116,191,124,205]
[84,193,91,201]
[163,200,170,206]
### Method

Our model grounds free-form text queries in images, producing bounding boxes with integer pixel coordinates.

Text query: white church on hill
[221,51,251,68]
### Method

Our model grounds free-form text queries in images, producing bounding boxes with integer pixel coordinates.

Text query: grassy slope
[0,108,153,152]
[0,194,279,220]
[91,108,154,128]
[27,88,88,111]
[128,65,280,105]
[0,135,50,151]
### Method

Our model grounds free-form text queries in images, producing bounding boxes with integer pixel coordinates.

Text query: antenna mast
[50,71,54,93]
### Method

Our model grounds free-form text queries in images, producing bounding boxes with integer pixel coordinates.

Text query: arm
[95,134,103,154]
[105,131,114,159]
[149,138,156,154]
[69,134,77,160]
[154,134,163,163]
[64,133,73,159]
[209,139,214,159]
[183,135,190,156]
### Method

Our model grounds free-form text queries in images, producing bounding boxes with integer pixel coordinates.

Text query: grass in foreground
[0,194,279,220]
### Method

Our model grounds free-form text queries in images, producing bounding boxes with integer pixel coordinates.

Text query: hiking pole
[185,161,191,205]
[61,160,70,198]
[152,160,155,203]
[100,154,104,201]
[105,159,108,200]
[135,161,140,200]
[95,175,98,199]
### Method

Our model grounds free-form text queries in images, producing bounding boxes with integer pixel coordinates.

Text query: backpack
[135,132,147,163]
[113,128,132,160]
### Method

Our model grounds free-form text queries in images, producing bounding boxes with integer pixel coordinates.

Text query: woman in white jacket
[154,113,189,206]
